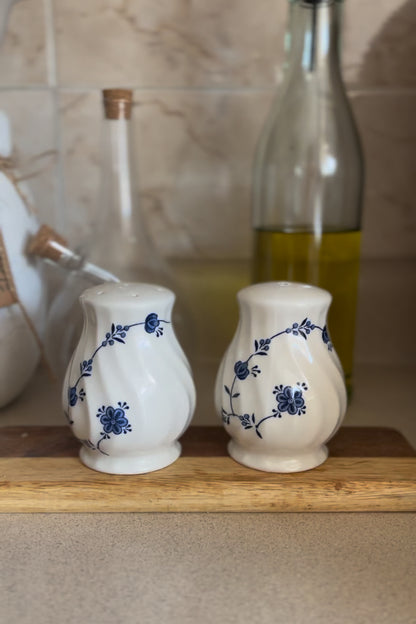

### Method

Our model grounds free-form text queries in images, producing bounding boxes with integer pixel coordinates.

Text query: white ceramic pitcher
[63,282,196,474]
[215,282,347,472]
[0,111,46,407]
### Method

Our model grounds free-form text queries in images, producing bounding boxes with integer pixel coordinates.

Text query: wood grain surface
[0,456,415,512]
[0,425,415,457]
[0,427,415,512]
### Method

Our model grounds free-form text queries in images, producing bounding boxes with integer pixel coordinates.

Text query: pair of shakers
[63,281,347,475]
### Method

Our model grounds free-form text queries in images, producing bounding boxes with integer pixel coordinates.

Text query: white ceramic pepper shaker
[63,282,196,474]
[215,282,347,473]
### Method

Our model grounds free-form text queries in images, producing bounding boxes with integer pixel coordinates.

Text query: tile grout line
[43,0,66,233]
[0,85,415,96]
[43,0,57,88]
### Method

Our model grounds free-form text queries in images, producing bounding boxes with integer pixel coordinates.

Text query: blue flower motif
[239,413,254,429]
[274,384,306,416]
[322,325,333,351]
[234,360,250,380]
[99,405,130,435]
[101,323,130,347]
[289,318,315,339]
[68,386,78,407]
[250,364,261,378]
[80,359,93,375]
[254,338,271,354]
[145,312,161,334]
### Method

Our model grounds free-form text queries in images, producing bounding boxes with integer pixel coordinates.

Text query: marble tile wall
[0,0,47,85]
[0,0,415,380]
[0,0,414,260]
[0,88,58,226]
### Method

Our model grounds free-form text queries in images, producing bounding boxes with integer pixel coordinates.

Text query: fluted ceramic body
[63,282,196,474]
[215,282,347,472]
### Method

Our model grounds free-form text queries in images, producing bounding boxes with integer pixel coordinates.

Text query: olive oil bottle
[252,0,364,390]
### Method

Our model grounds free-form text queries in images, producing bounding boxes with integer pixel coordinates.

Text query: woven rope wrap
[0,231,18,308]
[0,150,57,214]
[0,155,16,171]
[0,229,47,369]
[0,155,32,210]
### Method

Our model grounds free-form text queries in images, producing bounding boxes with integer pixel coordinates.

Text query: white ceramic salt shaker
[62,282,196,474]
[215,282,347,473]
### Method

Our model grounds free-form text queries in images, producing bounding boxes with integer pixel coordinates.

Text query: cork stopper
[27,224,68,263]
[102,89,133,120]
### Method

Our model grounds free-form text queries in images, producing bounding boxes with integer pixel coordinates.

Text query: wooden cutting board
[0,426,415,512]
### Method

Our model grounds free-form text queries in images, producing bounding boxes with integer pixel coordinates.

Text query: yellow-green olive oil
[252,229,361,388]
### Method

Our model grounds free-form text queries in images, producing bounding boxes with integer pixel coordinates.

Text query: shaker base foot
[79,442,181,475]
[228,441,328,473]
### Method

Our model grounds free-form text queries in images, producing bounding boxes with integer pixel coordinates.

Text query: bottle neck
[285,0,341,75]
[93,105,166,283]
[102,116,136,236]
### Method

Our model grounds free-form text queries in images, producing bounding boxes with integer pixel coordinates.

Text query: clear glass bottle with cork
[90,88,169,285]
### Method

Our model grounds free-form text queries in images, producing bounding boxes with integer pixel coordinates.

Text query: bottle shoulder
[252,78,364,230]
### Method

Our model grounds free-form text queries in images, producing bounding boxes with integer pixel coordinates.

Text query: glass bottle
[44,270,99,378]
[28,224,119,378]
[28,224,118,284]
[252,0,364,390]
[90,89,190,349]
[90,89,167,283]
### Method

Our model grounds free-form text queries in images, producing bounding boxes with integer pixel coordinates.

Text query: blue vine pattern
[65,312,169,454]
[67,313,169,414]
[80,402,132,455]
[221,318,332,439]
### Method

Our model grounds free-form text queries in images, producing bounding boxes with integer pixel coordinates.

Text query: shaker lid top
[80,282,174,307]
[238,281,332,307]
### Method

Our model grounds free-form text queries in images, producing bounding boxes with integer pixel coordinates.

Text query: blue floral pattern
[273,383,307,416]
[144,312,164,336]
[67,313,169,456]
[68,386,78,407]
[234,360,250,380]
[239,413,255,429]
[99,403,131,435]
[101,324,129,347]
[221,318,332,439]
[322,325,333,351]
[81,402,132,455]
[67,314,169,409]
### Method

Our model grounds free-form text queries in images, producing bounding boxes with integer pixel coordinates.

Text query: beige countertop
[0,512,414,624]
